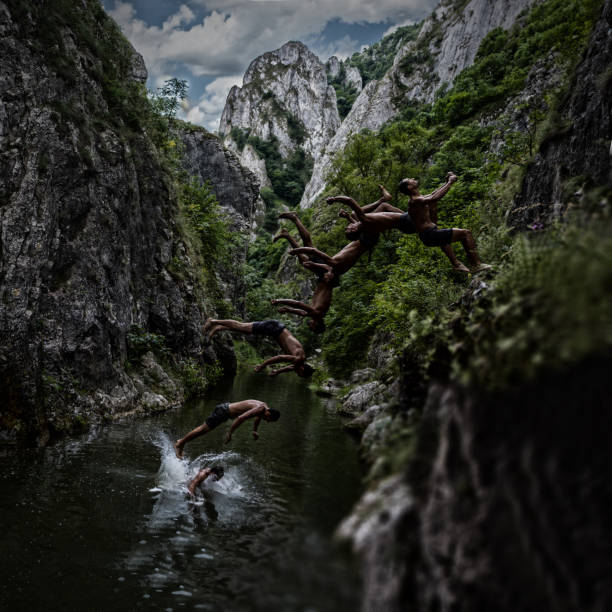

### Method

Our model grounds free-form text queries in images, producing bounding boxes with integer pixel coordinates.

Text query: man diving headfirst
[204,318,314,377]
[174,399,280,458]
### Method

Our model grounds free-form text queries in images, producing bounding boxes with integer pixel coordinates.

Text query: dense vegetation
[244,0,607,391]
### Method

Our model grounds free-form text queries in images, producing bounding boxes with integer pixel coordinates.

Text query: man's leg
[372,202,403,214]
[441,244,470,273]
[302,260,334,282]
[450,229,490,270]
[174,423,212,458]
[205,319,254,339]
[273,228,311,265]
[278,211,313,247]
[276,306,310,317]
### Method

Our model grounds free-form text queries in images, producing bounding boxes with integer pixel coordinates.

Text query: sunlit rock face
[300,0,537,208]
[219,41,341,184]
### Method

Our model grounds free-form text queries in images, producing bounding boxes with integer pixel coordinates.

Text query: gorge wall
[333,1,612,610]
[0,0,255,444]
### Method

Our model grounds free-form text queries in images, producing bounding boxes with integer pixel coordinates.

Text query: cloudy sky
[101,0,439,132]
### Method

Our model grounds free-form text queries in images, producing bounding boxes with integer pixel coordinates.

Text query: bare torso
[407,195,436,232]
[311,282,333,317]
[330,241,368,274]
[277,328,306,363]
[228,399,267,416]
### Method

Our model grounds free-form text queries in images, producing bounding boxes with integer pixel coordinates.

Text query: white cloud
[383,19,417,38]
[182,75,243,131]
[107,0,436,127]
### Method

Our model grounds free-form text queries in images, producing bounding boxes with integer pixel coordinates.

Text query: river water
[0,370,362,611]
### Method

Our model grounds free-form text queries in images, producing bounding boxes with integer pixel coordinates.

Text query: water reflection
[0,371,362,611]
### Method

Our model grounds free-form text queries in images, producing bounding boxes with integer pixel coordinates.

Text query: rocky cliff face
[219,41,340,187]
[339,358,612,612]
[511,0,612,226]
[335,2,612,607]
[178,124,263,311]
[0,1,235,444]
[300,0,537,207]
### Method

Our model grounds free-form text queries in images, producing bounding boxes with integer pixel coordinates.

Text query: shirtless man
[204,318,314,378]
[272,212,337,333]
[398,173,490,270]
[187,465,224,496]
[174,399,280,458]
[328,180,472,272]
[286,183,416,277]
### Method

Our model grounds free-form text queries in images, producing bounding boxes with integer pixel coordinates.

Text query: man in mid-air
[174,399,280,458]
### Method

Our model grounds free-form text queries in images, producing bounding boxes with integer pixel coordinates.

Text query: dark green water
[0,371,362,611]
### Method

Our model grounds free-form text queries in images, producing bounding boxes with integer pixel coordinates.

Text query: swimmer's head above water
[209,465,225,481]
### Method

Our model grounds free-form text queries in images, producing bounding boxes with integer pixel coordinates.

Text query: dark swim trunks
[251,319,286,338]
[358,231,379,249]
[419,225,453,247]
[205,402,231,429]
[397,212,416,234]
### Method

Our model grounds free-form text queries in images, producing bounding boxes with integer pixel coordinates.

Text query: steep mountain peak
[219,40,340,205]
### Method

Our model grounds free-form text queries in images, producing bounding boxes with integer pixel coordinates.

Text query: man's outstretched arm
[420,173,457,203]
[224,405,265,443]
[268,365,296,377]
[254,354,295,372]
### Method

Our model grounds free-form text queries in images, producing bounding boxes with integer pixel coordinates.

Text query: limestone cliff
[0,1,238,443]
[301,0,538,207]
[219,41,340,194]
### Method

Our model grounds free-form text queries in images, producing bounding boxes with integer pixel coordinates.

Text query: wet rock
[350,368,376,384]
[336,475,416,612]
[344,404,384,434]
[339,381,386,417]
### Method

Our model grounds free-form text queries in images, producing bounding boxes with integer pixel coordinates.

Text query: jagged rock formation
[219,41,340,186]
[178,124,263,312]
[327,55,363,93]
[0,1,235,443]
[300,0,537,207]
[511,0,612,226]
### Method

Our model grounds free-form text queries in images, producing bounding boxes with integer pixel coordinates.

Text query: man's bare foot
[174,441,184,459]
[453,262,470,274]
[270,299,279,305]
[277,307,290,314]
[472,262,492,272]
[203,318,214,334]
[278,211,297,220]
[378,184,392,201]
[272,228,291,242]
